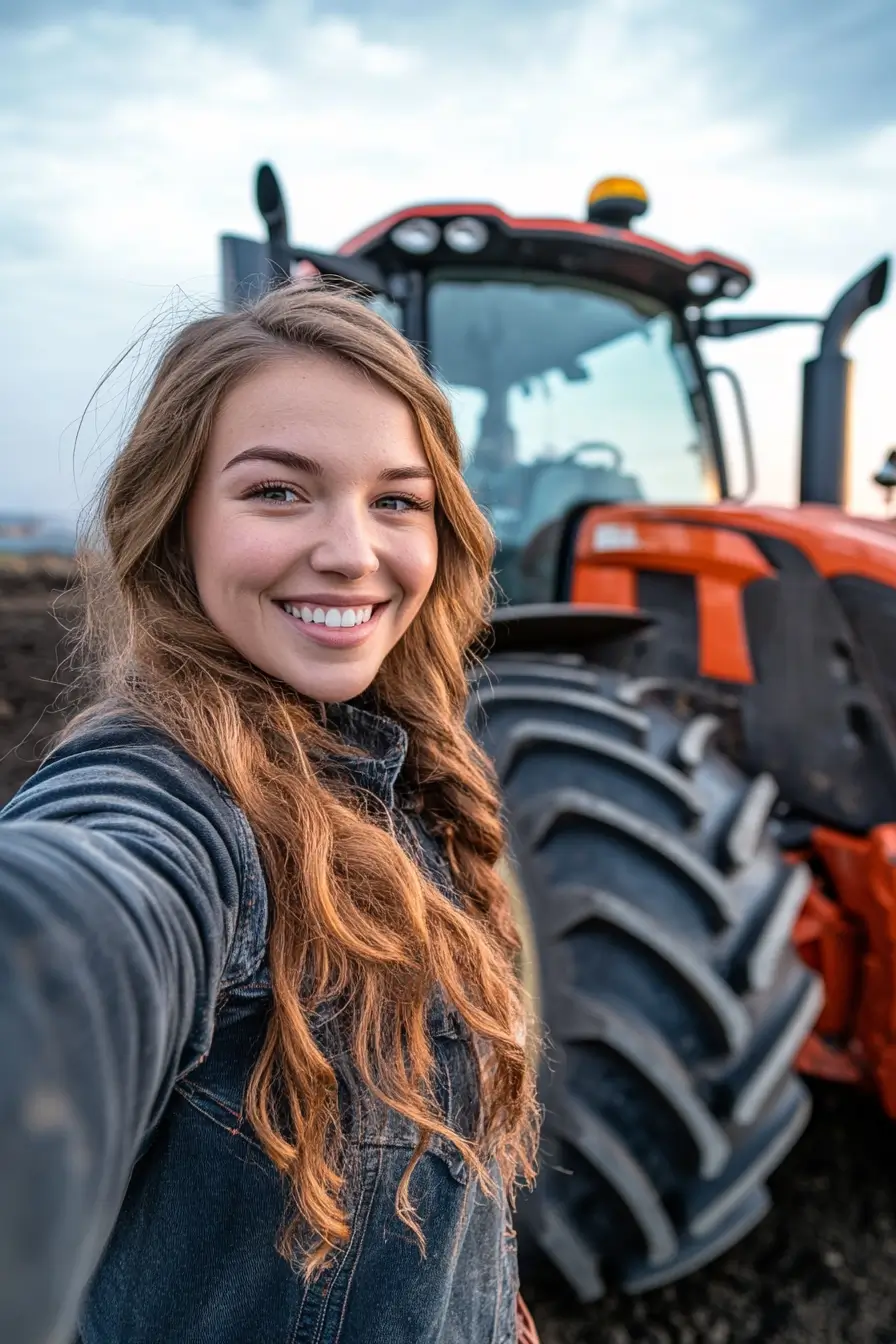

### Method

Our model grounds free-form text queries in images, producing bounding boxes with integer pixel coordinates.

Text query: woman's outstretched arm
[0,724,248,1344]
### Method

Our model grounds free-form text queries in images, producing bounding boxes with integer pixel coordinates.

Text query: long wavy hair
[62,283,539,1273]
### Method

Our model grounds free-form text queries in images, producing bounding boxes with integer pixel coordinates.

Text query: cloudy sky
[1,0,894,518]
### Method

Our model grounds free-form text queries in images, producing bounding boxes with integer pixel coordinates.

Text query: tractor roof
[338,200,753,310]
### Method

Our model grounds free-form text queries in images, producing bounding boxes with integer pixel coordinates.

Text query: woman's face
[186,351,439,703]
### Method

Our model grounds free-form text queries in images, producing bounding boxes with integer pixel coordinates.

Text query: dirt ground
[1,567,895,1344]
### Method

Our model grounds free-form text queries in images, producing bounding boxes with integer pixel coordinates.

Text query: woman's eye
[374,494,431,513]
[249,482,300,504]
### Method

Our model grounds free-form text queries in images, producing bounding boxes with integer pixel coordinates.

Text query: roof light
[444,216,489,253]
[587,175,649,229]
[687,264,721,297]
[722,274,749,298]
[390,218,440,255]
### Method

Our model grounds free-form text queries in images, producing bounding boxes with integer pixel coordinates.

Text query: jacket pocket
[174,1074,265,1151]
[367,997,477,1186]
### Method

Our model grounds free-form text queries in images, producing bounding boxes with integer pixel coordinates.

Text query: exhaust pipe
[799,257,889,506]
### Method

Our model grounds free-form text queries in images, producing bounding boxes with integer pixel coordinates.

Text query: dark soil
[2,568,895,1344]
[0,565,80,796]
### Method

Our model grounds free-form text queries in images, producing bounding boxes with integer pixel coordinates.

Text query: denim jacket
[0,704,519,1344]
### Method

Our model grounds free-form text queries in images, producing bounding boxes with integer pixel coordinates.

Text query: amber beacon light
[586,175,650,229]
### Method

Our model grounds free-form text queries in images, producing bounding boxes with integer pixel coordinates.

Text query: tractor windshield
[427,271,717,603]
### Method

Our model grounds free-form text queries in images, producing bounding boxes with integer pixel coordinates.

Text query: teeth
[281,602,377,627]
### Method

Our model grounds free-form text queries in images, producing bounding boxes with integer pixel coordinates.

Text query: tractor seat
[519,460,643,538]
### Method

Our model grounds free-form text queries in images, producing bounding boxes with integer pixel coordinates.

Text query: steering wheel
[558,441,625,468]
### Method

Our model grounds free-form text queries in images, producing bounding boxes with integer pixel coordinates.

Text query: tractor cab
[221,171,755,603]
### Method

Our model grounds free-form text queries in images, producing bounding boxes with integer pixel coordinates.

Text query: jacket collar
[319,700,409,810]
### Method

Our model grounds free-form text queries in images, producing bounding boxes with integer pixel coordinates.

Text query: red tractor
[220,168,893,1301]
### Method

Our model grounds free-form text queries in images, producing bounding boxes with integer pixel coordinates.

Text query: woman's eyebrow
[377,465,435,483]
[222,447,434,483]
[222,446,323,475]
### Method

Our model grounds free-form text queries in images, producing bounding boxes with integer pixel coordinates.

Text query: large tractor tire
[467,655,823,1301]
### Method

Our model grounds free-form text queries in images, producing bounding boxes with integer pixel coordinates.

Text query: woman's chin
[281,663,379,705]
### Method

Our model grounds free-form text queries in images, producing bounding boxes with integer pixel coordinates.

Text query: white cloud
[0,0,894,516]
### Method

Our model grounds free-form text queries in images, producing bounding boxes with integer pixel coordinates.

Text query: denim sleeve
[0,724,256,1344]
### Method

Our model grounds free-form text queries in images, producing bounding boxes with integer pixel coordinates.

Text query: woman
[0,285,541,1343]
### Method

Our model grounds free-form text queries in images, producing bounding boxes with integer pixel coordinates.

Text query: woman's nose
[307,507,379,579]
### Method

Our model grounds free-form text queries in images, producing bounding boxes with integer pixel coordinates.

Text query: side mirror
[706,364,756,502]
[873,448,896,488]
[873,448,896,509]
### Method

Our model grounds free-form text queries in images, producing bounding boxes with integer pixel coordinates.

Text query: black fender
[483,603,653,660]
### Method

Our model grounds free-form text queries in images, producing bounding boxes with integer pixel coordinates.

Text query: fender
[484,602,652,659]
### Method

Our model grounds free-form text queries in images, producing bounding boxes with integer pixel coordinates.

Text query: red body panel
[795,827,896,1114]
[571,503,896,683]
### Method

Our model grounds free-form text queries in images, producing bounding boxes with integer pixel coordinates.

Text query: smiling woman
[0,283,539,1344]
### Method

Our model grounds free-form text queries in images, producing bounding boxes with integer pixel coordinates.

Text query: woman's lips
[274,599,387,648]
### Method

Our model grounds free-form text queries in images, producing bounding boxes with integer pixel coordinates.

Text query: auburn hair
[61,283,539,1273]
